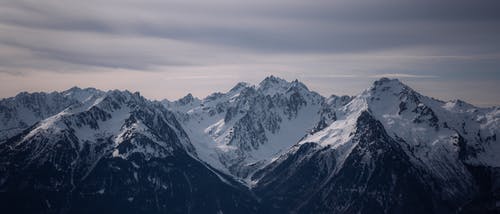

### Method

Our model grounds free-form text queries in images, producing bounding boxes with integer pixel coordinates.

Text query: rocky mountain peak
[62,86,104,103]
[257,76,317,101]
[288,79,309,92]
[370,78,410,94]
[83,90,149,113]
[260,75,287,85]
[230,82,251,93]
[258,75,290,94]
[360,78,423,112]
[177,93,197,105]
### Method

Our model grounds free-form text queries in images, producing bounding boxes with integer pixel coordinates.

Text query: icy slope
[362,78,499,170]
[167,76,329,178]
[296,78,499,176]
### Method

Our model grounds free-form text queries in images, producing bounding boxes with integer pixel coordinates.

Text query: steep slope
[167,76,328,179]
[0,87,103,141]
[0,90,259,214]
[252,78,500,213]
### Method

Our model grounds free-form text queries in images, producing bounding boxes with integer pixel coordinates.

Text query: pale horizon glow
[1,70,498,107]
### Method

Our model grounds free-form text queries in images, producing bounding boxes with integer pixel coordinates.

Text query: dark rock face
[458,165,500,214]
[252,142,336,212]
[0,142,258,213]
[0,144,259,214]
[229,113,268,151]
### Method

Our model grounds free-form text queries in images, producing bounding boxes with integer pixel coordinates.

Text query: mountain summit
[1,76,498,213]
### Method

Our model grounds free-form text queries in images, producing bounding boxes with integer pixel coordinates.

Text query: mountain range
[1,76,499,213]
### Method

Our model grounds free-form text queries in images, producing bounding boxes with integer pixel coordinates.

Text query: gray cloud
[2,0,500,54]
[0,0,500,106]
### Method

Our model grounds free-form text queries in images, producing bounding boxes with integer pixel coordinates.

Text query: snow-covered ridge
[1,76,498,184]
[364,78,499,168]
[8,89,193,166]
[166,76,330,178]
[275,77,500,194]
[62,86,105,103]
[0,87,107,142]
[243,78,499,213]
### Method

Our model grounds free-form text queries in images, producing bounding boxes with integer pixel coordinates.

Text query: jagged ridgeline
[1,76,499,213]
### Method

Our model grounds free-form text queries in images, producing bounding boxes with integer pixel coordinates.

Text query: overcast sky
[1,0,499,106]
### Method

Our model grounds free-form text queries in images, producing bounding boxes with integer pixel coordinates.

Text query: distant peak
[181,93,193,100]
[93,89,151,110]
[184,93,194,99]
[369,77,410,93]
[64,86,100,93]
[445,99,475,109]
[290,79,309,91]
[67,86,82,91]
[15,91,36,97]
[257,76,289,94]
[230,82,250,92]
[259,75,288,86]
[177,93,199,105]
[452,99,466,104]
[256,76,317,97]
[62,86,104,103]
[105,89,132,100]
[373,77,402,86]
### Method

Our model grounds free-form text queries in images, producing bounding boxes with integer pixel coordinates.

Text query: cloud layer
[1,0,500,106]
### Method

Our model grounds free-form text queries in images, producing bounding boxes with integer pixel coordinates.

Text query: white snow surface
[2,77,499,186]
[299,93,367,170]
[0,87,105,141]
[295,78,499,185]
[168,77,499,183]
[18,90,184,162]
[168,76,324,178]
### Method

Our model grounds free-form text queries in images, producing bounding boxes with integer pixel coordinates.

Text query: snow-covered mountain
[0,89,259,213]
[0,76,498,213]
[0,87,103,141]
[165,76,328,179]
[252,78,500,213]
